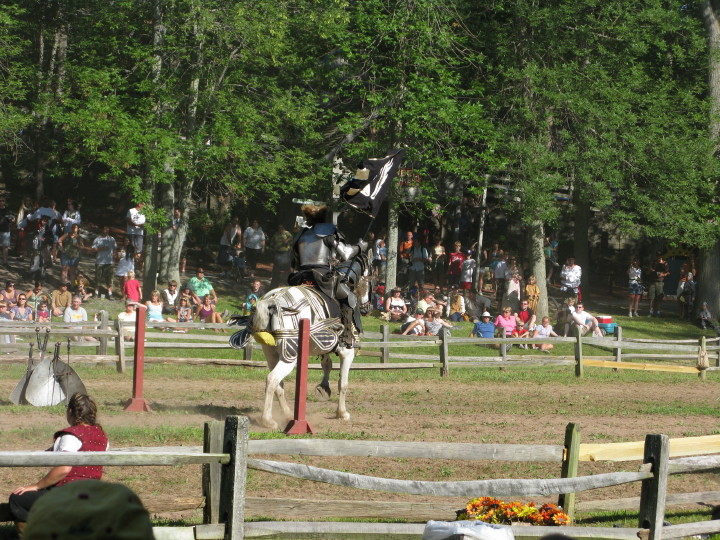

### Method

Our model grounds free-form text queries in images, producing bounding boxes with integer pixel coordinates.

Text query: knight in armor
[288,204,367,346]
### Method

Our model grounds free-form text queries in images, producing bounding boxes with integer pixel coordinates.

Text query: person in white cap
[470,311,495,339]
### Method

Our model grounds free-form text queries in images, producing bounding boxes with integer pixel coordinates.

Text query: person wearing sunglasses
[12,295,33,322]
[494,306,519,338]
[570,303,603,337]
[1,281,19,308]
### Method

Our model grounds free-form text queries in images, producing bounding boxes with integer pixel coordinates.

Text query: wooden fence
[2,417,720,539]
[0,319,252,373]
[360,325,719,379]
[0,320,716,380]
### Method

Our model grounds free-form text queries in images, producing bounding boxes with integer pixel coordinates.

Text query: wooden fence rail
[0,321,716,382]
[2,417,720,539]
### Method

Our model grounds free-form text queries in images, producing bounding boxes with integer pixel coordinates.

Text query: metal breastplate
[296,228,333,267]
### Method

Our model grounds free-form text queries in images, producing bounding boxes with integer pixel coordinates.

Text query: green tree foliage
[1,0,717,285]
[0,3,30,152]
[319,0,498,213]
[474,0,718,247]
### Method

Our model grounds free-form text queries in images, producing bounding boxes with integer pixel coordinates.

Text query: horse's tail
[251,296,272,333]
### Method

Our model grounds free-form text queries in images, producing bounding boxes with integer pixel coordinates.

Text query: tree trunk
[704,0,720,145]
[33,8,69,200]
[698,241,720,317]
[472,186,488,292]
[699,1,720,316]
[141,0,166,300]
[142,231,159,300]
[157,181,190,286]
[573,198,590,295]
[386,203,399,291]
[528,219,548,319]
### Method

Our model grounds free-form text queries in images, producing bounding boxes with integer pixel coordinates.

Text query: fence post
[699,336,707,381]
[124,305,151,412]
[242,338,253,361]
[98,310,109,356]
[381,324,390,364]
[558,422,581,522]
[613,326,622,370]
[574,326,583,378]
[115,319,126,373]
[203,420,224,524]
[638,434,669,540]
[284,318,315,435]
[500,331,508,363]
[220,415,249,540]
[439,327,449,377]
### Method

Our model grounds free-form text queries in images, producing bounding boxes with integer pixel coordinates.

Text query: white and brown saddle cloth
[264,286,344,362]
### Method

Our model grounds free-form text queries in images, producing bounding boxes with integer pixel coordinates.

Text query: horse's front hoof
[259,417,279,430]
[315,384,331,401]
[336,411,351,421]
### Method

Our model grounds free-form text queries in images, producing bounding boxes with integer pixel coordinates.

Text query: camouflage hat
[25,480,154,540]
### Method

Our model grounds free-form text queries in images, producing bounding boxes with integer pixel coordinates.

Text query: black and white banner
[340,148,406,217]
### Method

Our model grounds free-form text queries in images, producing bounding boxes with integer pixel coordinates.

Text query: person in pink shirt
[123,270,142,302]
[494,306,518,337]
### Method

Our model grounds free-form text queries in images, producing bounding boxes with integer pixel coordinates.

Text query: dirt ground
[0,364,718,523]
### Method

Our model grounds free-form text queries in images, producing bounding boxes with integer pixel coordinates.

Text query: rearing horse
[230,254,371,429]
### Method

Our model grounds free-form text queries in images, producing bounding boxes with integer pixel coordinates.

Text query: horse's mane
[251,295,271,332]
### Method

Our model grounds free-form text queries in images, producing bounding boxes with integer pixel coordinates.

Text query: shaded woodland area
[2,0,720,316]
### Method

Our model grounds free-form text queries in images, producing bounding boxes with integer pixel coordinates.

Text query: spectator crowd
[0,193,712,339]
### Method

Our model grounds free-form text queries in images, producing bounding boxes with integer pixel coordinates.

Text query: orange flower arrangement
[457,496,570,526]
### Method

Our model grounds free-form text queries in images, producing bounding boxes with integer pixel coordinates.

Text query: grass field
[0,303,718,537]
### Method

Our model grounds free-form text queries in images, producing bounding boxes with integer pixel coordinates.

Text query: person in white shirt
[492,254,507,303]
[117,301,138,341]
[91,226,117,299]
[407,238,430,291]
[126,202,146,255]
[161,281,180,314]
[63,296,97,342]
[62,199,81,234]
[401,308,426,335]
[460,251,476,290]
[570,303,602,337]
[243,219,265,276]
[532,316,559,352]
[560,257,582,301]
[416,292,435,314]
[28,197,60,223]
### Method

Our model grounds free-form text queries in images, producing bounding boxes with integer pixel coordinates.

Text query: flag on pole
[340,148,406,217]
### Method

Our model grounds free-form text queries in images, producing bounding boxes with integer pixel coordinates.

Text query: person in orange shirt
[397,231,414,286]
[398,231,413,261]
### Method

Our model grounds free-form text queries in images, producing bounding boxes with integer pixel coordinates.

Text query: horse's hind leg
[335,347,355,421]
[260,344,295,430]
[315,354,332,401]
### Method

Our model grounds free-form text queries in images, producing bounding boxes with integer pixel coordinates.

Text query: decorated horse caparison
[230,253,371,429]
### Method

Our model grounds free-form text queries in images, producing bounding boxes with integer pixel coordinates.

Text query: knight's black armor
[289,222,366,345]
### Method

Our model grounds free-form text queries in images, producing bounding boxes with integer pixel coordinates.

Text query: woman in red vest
[8,393,108,532]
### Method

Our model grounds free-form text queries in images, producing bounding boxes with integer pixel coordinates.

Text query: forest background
[3,0,720,319]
